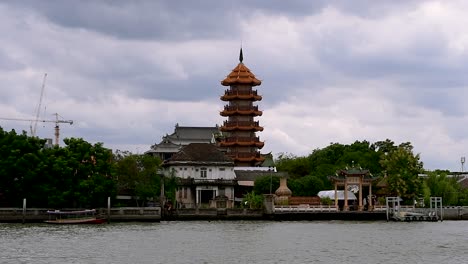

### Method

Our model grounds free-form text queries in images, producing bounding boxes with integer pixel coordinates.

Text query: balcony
[220,90,262,101]
[220,105,262,116]
[219,136,265,148]
[220,121,264,132]
[178,178,237,186]
[226,151,265,162]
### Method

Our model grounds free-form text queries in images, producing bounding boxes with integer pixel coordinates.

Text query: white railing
[274,204,338,212]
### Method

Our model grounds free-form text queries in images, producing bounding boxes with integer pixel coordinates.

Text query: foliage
[380,143,424,200]
[114,151,161,206]
[242,191,264,209]
[289,175,325,196]
[276,141,386,191]
[0,128,46,206]
[0,127,116,208]
[253,175,280,194]
[321,197,333,205]
[163,175,178,205]
[423,171,463,205]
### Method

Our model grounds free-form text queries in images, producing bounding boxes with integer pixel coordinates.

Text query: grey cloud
[5,0,420,41]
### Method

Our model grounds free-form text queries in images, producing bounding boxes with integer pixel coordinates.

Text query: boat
[45,209,107,224]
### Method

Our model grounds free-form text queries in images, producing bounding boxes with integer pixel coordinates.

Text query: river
[0,221,466,264]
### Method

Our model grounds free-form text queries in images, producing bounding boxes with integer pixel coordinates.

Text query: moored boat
[45,209,106,224]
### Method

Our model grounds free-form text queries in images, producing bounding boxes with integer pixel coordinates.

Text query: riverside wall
[1,207,467,223]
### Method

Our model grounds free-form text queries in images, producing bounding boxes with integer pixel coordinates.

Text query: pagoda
[218,49,265,166]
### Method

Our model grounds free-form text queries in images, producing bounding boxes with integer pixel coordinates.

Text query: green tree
[59,138,116,208]
[423,171,461,205]
[253,175,280,194]
[289,175,325,196]
[114,151,161,206]
[380,144,424,201]
[0,128,46,206]
[242,191,263,209]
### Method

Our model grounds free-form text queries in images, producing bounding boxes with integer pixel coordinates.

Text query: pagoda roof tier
[219,136,264,148]
[221,90,262,101]
[220,121,263,132]
[220,106,262,117]
[226,151,265,163]
[221,63,262,86]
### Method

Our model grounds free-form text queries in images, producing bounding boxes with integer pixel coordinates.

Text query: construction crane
[0,113,73,146]
[31,73,47,137]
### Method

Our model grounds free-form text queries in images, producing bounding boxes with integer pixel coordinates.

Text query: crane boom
[0,114,73,146]
[0,117,73,124]
[32,73,47,137]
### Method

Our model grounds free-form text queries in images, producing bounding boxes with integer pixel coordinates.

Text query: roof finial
[239,47,243,63]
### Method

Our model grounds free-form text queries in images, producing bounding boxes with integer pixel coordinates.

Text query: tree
[114,151,161,206]
[0,128,46,206]
[242,191,263,209]
[289,175,325,196]
[59,138,116,208]
[423,171,461,205]
[253,175,280,195]
[380,144,424,201]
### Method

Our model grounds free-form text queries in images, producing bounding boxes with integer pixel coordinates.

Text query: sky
[1,0,468,171]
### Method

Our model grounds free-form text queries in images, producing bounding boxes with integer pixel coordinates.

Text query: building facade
[162,143,236,208]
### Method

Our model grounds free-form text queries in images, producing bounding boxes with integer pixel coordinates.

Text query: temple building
[146,124,220,161]
[328,164,379,211]
[218,49,265,166]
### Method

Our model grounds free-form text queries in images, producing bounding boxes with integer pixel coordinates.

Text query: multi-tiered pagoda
[218,49,265,166]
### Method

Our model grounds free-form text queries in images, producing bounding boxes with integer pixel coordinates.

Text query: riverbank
[1,206,467,223]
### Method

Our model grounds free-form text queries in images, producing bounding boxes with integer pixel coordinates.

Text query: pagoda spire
[239,47,243,63]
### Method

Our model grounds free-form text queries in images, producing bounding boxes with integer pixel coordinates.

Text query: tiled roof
[235,170,288,181]
[165,126,219,143]
[166,143,233,164]
[221,63,261,86]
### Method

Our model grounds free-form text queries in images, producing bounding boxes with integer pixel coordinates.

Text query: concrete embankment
[0,207,161,223]
[1,206,467,223]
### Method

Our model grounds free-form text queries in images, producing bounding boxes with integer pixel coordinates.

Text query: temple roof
[165,143,233,164]
[221,63,262,86]
[163,125,219,145]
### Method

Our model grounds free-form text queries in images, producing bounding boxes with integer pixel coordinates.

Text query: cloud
[1,1,468,171]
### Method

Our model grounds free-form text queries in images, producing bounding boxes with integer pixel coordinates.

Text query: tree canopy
[0,127,116,208]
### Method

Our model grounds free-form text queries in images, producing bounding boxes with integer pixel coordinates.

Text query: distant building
[146,124,220,161]
[162,143,236,208]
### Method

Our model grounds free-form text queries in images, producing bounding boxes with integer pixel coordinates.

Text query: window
[183,188,187,199]
[219,168,225,171]
[219,187,225,197]
[200,167,207,178]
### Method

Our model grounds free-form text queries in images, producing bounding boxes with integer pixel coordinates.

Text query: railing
[223,105,259,111]
[178,178,237,186]
[226,151,262,159]
[223,136,261,143]
[222,121,260,128]
[274,205,338,213]
[223,90,259,96]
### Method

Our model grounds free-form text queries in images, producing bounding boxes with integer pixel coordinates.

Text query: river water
[0,221,466,264]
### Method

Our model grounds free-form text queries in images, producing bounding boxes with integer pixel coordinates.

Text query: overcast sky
[1,1,468,171]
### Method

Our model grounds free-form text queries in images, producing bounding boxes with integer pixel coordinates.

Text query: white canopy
[318,190,357,200]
